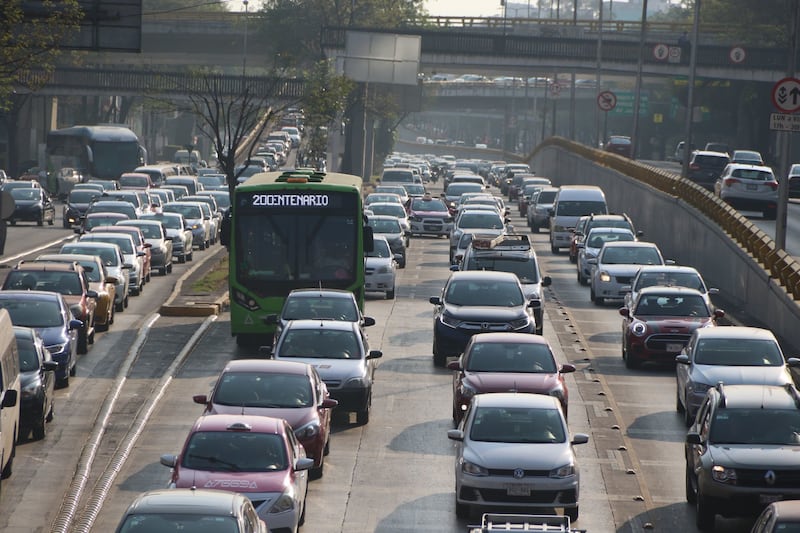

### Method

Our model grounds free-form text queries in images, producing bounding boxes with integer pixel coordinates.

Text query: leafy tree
[301,60,354,162]
[0,0,83,110]
[143,0,226,13]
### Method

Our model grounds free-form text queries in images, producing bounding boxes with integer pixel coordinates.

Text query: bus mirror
[219,210,231,247]
[85,145,93,163]
[363,225,374,253]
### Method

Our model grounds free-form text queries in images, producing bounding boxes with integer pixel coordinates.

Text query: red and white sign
[653,43,669,61]
[550,82,562,97]
[597,90,617,112]
[772,77,800,114]
[729,46,746,64]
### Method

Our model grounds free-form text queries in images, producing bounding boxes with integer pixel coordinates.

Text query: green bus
[222,170,373,346]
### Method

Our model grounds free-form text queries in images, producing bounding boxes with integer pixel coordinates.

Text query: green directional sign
[610,91,649,116]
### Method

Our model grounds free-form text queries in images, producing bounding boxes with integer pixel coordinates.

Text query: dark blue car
[14,327,58,440]
[0,291,81,387]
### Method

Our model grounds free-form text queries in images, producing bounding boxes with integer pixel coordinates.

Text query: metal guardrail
[19,68,307,98]
[532,137,800,301]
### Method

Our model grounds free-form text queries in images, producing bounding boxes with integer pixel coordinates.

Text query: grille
[736,469,800,488]
[487,468,550,477]
[645,334,691,351]
[615,275,634,284]
[459,321,512,332]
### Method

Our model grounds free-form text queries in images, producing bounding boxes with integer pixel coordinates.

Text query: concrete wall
[532,145,800,353]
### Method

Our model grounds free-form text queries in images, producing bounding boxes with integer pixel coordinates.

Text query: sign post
[771,77,800,249]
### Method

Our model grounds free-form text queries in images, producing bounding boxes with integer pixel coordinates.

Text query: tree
[301,60,354,162]
[0,0,83,110]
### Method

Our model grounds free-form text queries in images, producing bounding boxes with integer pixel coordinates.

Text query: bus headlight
[232,289,260,311]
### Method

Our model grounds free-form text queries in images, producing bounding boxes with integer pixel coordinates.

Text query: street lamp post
[242,0,249,78]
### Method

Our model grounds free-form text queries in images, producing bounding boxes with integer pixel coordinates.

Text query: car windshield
[0,299,62,328]
[279,329,360,359]
[88,204,134,218]
[83,235,134,254]
[445,279,524,306]
[446,184,483,196]
[634,294,709,317]
[458,212,503,230]
[463,257,540,283]
[4,271,83,295]
[10,188,40,201]
[693,338,784,366]
[601,246,661,265]
[62,245,120,266]
[404,185,425,196]
[586,231,635,249]
[634,271,705,292]
[556,200,606,216]
[366,239,392,259]
[535,191,558,204]
[144,215,181,230]
[119,176,148,188]
[282,296,359,321]
[68,190,98,204]
[466,342,557,373]
[369,218,401,233]
[16,336,40,372]
[710,409,800,445]
[182,431,288,472]
[117,514,239,533]
[164,205,202,220]
[214,372,313,408]
[470,406,566,443]
[411,199,447,212]
[129,224,161,239]
[369,204,405,218]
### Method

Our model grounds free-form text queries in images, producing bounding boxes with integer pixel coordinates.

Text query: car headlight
[294,421,321,440]
[410,215,422,222]
[21,379,42,399]
[460,382,477,400]
[550,463,576,478]
[690,382,712,395]
[509,316,530,329]
[269,490,296,514]
[440,313,461,328]
[461,459,488,476]
[631,321,648,337]
[711,465,737,484]
[46,343,67,354]
[191,224,200,230]
[548,387,565,403]
[344,376,370,388]
[599,271,612,282]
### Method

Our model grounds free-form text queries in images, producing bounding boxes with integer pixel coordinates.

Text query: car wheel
[115,298,124,312]
[577,270,583,284]
[386,287,395,300]
[432,339,446,367]
[764,208,777,220]
[565,506,579,522]
[551,244,559,254]
[47,216,54,226]
[323,436,330,456]
[37,215,44,227]
[69,359,77,376]
[46,400,54,423]
[159,267,166,276]
[309,461,324,480]
[695,492,715,530]
[455,499,470,519]
[356,408,370,425]
[187,252,194,262]
[123,294,129,308]
[198,240,205,251]
[57,375,69,388]
[676,387,684,412]
[88,326,95,345]
[108,306,115,325]
[685,464,697,504]
[533,222,540,233]
[62,219,70,229]
[8,220,14,226]
[569,251,577,263]
[145,271,151,283]
[683,398,695,427]
[32,410,46,441]
[166,263,173,274]
[178,254,186,264]
[1,443,13,479]
[594,296,604,306]
[623,347,640,369]
[77,330,88,355]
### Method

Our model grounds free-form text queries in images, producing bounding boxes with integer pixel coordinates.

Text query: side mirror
[560,363,576,374]
[571,433,590,445]
[1,390,17,409]
[264,314,278,325]
[686,432,702,445]
[362,316,376,327]
[68,319,83,331]
[713,309,725,319]
[429,296,442,305]
[541,276,552,287]
[86,290,98,299]
[619,307,630,317]
[42,361,59,372]
[160,454,178,468]
[675,354,690,365]
[192,394,208,405]
[447,429,464,441]
[446,360,462,371]
[367,350,383,360]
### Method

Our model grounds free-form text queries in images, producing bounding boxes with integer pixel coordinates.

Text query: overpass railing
[532,137,800,301]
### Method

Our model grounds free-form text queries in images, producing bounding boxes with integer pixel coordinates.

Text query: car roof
[693,325,777,341]
[635,265,699,274]
[123,488,250,516]
[473,392,561,410]
[0,290,63,302]
[448,270,520,283]
[222,358,312,375]
[11,262,78,273]
[284,319,359,332]
[190,413,287,433]
[725,162,774,173]
[467,332,550,346]
[693,150,730,158]
[638,286,704,297]
[715,384,800,410]
[587,227,634,235]
[287,288,357,300]
[602,241,658,249]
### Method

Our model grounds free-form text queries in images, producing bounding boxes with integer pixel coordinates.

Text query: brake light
[768,181,779,191]
[689,163,700,170]
[723,177,739,187]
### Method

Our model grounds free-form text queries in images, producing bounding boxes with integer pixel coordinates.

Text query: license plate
[747,184,758,191]
[760,494,783,504]
[506,484,531,496]
[666,343,683,352]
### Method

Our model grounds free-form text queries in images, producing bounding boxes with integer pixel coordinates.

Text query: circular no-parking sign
[729,46,746,64]
[653,43,669,61]
[772,77,800,113]
[550,82,562,97]
[597,90,617,112]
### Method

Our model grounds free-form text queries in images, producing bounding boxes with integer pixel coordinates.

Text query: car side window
[697,399,712,439]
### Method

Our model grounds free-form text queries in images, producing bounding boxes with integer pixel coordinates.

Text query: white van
[549,185,608,253]
[0,309,20,484]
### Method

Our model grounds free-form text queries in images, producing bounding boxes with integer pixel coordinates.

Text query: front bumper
[456,472,579,512]
[434,320,535,357]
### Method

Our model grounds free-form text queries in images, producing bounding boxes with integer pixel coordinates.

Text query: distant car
[704,141,730,155]
[714,163,778,219]
[430,271,538,367]
[8,187,55,226]
[730,149,764,165]
[526,186,559,232]
[14,326,57,441]
[366,202,410,233]
[447,392,589,521]
[407,194,454,237]
[120,220,174,276]
[114,488,269,533]
[570,212,639,264]
[604,135,633,158]
[622,264,718,312]
[263,288,375,345]
[84,199,137,221]
[77,212,131,235]
[160,414,313,532]
[619,286,724,369]
[163,201,212,250]
[588,241,669,305]
[141,213,194,264]
[59,241,130,312]
[0,291,81,387]
[671,141,696,162]
[687,150,730,191]
[62,188,101,229]
[576,227,636,286]
[449,209,507,263]
[192,359,337,479]
[447,332,575,424]
[675,326,800,425]
[271,320,382,425]
[364,235,398,299]
[367,215,408,269]
[80,232,145,296]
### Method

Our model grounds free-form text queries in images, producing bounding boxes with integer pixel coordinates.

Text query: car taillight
[723,177,739,187]
[768,181,779,190]
[689,163,700,170]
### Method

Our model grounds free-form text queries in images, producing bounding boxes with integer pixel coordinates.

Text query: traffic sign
[668,46,682,63]
[653,43,669,61]
[597,90,617,112]
[770,113,800,132]
[771,77,800,113]
[550,82,562,97]
[729,46,746,64]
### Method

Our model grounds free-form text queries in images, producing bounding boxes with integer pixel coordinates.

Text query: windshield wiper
[186,453,240,471]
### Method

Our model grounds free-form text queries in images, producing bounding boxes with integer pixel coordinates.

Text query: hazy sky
[423,0,499,17]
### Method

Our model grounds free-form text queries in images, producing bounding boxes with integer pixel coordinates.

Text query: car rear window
[730,168,774,181]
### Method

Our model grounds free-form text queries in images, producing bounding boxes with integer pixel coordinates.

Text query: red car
[604,135,633,158]
[619,286,725,369]
[193,359,337,478]
[160,414,313,532]
[446,332,575,424]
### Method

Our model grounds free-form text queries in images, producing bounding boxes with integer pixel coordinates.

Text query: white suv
[714,163,778,219]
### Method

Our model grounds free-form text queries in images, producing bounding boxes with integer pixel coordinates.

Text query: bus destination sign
[239,191,357,210]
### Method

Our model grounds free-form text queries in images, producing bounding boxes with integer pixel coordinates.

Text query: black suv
[685,383,800,530]
[687,150,730,191]
[570,213,641,263]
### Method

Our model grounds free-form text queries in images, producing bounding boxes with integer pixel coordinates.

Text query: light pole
[242,0,249,78]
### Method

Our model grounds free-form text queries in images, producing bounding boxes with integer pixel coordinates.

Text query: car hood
[175,468,289,494]
[690,365,793,387]
[32,326,69,346]
[20,369,41,389]
[13,200,41,207]
[464,371,559,394]
[638,316,712,332]
[710,445,800,469]
[365,257,394,268]
[466,440,572,470]
[275,357,366,381]
[444,305,526,321]
[411,209,449,217]
[209,404,317,430]
[601,264,653,275]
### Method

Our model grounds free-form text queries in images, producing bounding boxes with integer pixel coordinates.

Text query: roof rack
[471,233,531,252]
[467,513,585,532]
[275,170,325,183]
